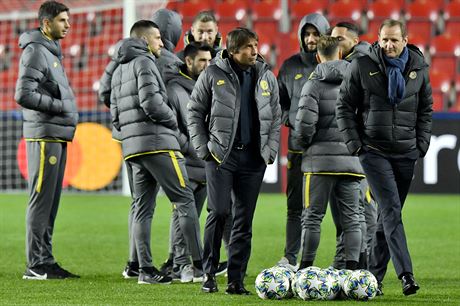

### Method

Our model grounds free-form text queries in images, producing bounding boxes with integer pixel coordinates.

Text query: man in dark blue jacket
[337,19,433,296]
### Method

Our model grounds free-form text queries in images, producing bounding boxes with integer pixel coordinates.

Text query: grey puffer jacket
[336,43,433,157]
[188,50,281,165]
[277,13,329,152]
[344,41,372,62]
[151,8,183,78]
[295,60,364,176]
[15,29,78,141]
[163,62,206,182]
[110,38,179,160]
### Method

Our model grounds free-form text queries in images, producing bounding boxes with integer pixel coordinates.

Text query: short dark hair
[130,20,159,37]
[193,11,217,25]
[184,42,213,59]
[38,1,69,26]
[317,35,340,58]
[334,21,360,36]
[226,27,258,54]
[379,19,407,37]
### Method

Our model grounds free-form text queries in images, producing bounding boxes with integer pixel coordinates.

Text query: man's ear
[316,53,321,63]
[185,56,193,68]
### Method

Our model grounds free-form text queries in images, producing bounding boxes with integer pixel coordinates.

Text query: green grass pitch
[0,193,459,305]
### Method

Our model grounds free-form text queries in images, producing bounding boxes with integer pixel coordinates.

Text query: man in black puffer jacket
[295,36,363,271]
[110,20,203,285]
[188,28,281,295]
[337,19,432,296]
[16,1,79,280]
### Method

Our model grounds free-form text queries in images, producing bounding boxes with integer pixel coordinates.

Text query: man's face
[378,25,407,58]
[144,27,164,58]
[44,11,70,40]
[231,38,258,68]
[191,21,218,46]
[303,25,320,51]
[331,26,358,57]
[187,50,212,79]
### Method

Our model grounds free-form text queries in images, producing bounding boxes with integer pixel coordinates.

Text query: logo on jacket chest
[409,71,417,79]
[260,80,271,96]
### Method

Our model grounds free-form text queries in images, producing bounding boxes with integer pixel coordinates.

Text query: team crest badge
[49,156,57,165]
[409,71,417,79]
[260,80,269,90]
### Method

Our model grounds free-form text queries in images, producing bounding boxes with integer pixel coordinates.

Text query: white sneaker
[277,257,297,271]
[180,264,194,283]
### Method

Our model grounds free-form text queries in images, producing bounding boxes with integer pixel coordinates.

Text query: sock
[346,260,358,270]
[299,260,313,270]
[193,260,203,270]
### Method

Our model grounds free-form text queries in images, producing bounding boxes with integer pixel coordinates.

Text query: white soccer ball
[343,269,379,300]
[294,267,332,300]
[323,267,341,300]
[255,267,292,300]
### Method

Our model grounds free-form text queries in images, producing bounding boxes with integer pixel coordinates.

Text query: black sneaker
[46,263,80,279]
[138,266,172,285]
[226,281,251,295]
[376,282,384,296]
[122,261,139,279]
[160,259,173,276]
[215,261,227,276]
[401,274,420,296]
[202,273,218,293]
[23,264,48,280]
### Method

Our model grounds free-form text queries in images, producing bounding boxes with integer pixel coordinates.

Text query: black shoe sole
[202,287,218,293]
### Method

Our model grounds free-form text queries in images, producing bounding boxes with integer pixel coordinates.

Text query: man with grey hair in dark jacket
[337,19,432,296]
[295,35,363,271]
[16,0,79,280]
[188,27,281,294]
[110,20,203,285]
[277,12,330,269]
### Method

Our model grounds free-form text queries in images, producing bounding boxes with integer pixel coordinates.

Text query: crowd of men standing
[16,0,432,298]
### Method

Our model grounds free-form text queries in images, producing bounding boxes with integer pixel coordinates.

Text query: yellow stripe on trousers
[169,151,185,188]
[36,141,45,193]
[304,173,311,208]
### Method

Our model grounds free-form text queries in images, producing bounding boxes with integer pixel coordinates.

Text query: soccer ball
[255,268,291,300]
[294,267,332,300]
[323,268,341,300]
[343,269,379,300]
[337,269,353,289]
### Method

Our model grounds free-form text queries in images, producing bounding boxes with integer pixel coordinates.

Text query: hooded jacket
[110,38,179,160]
[15,28,78,141]
[188,50,281,165]
[295,60,364,176]
[336,43,433,157]
[176,29,223,61]
[277,13,329,152]
[344,41,372,62]
[151,8,183,78]
[163,62,206,181]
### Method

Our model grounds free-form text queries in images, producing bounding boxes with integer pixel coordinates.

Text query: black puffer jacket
[295,60,364,176]
[110,38,179,160]
[163,62,206,181]
[336,43,433,157]
[188,50,281,165]
[15,29,78,141]
[277,13,330,152]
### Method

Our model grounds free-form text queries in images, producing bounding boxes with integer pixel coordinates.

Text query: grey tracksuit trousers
[301,174,362,264]
[126,152,203,269]
[25,141,67,268]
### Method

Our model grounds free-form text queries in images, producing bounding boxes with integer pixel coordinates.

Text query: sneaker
[192,266,204,283]
[401,274,420,296]
[46,263,80,279]
[180,264,194,283]
[23,265,48,280]
[138,267,172,285]
[202,273,218,293]
[376,282,384,296]
[215,261,227,276]
[276,257,296,271]
[122,261,139,279]
[160,259,173,276]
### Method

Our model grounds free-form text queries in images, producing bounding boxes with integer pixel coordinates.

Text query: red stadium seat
[431,56,458,79]
[215,0,248,23]
[290,0,328,22]
[444,21,460,36]
[218,21,241,39]
[444,0,460,19]
[178,0,214,20]
[328,0,364,23]
[405,0,439,20]
[407,21,434,42]
[251,0,282,20]
[367,0,401,21]
[359,33,378,45]
[430,33,460,56]
[430,70,453,94]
